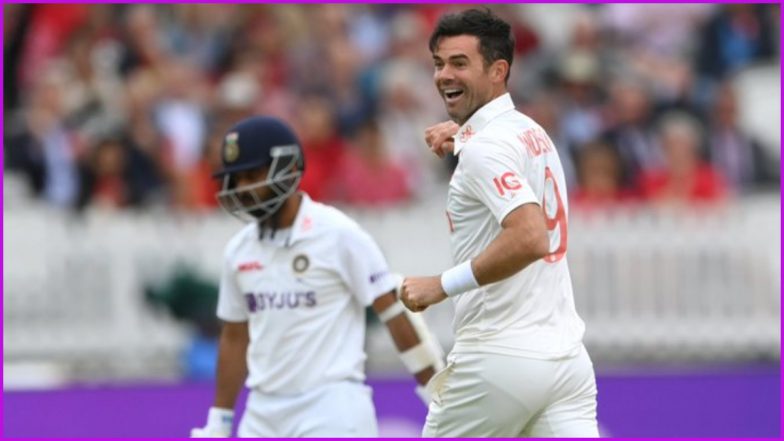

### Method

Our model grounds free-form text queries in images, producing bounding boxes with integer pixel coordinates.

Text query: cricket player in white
[191,116,444,437]
[400,9,599,437]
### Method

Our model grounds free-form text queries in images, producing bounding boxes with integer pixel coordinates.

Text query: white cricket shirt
[446,93,586,360]
[217,193,398,394]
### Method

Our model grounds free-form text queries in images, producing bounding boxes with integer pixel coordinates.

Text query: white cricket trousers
[237,380,378,437]
[423,344,598,438]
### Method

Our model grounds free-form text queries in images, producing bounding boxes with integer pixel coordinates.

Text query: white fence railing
[3,178,780,383]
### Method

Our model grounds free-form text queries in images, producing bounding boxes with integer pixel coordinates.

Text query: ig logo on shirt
[492,171,522,196]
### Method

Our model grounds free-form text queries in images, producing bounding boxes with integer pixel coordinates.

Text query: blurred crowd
[3,4,779,214]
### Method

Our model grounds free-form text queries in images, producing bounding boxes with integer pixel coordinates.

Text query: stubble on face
[432,35,493,126]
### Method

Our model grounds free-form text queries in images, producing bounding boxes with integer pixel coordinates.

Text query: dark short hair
[428,8,515,83]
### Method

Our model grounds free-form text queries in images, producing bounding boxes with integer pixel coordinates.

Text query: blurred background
[3,3,780,438]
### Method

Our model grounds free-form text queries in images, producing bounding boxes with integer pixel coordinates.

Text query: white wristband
[440,261,479,297]
[400,343,439,373]
[415,384,432,405]
[207,407,234,430]
[377,300,406,323]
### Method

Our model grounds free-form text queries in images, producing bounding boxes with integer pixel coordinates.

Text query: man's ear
[491,59,510,83]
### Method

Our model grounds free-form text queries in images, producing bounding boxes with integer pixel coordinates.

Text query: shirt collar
[287,192,315,246]
[453,93,515,155]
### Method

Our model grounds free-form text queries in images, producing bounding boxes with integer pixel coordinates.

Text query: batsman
[191,116,444,437]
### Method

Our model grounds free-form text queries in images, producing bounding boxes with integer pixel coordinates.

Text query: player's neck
[269,192,303,229]
[488,88,507,105]
[459,88,509,125]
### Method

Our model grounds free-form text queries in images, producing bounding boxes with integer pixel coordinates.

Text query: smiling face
[432,35,508,125]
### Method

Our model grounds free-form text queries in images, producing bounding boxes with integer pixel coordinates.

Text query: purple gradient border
[3,0,784,4]
[2,3,782,441]
[774,3,784,440]
[2,2,6,440]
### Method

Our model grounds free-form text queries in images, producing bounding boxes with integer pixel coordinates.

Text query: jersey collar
[287,192,316,247]
[453,93,515,156]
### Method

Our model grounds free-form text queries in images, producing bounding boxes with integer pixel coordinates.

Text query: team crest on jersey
[292,254,310,273]
[224,132,240,163]
[459,125,475,143]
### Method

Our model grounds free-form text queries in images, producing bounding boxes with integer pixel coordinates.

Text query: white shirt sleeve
[460,135,539,224]
[216,249,249,322]
[338,226,398,306]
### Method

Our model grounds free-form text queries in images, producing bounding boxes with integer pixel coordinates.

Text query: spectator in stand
[376,10,448,195]
[556,50,604,155]
[696,4,777,81]
[4,4,32,111]
[705,81,779,192]
[123,69,167,205]
[166,4,235,76]
[326,35,371,136]
[83,136,129,209]
[294,92,346,202]
[180,128,223,211]
[154,59,211,209]
[601,5,713,118]
[328,118,411,206]
[602,4,713,60]
[118,4,169,77]
[602,76,662,190]
[11,64,87,209]
[15,4,91,91]
[639,112,727,204]
[56,26,126,142]
[572,140,636,209]
[82,132,168,210]
[3,5,779,214]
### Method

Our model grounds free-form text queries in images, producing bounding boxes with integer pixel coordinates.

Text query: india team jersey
[446,93,586,360]
[217,193,398,394]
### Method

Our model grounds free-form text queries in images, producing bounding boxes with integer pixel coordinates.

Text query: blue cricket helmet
[214,116,305,223]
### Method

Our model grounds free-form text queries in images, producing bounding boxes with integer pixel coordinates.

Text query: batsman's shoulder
[303,200,356,232]
[313,201,373,242]
[223,223,257,258]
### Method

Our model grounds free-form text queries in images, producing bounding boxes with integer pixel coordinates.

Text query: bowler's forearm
[471,204,549,285]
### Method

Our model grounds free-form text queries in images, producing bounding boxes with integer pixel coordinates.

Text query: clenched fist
[425,121,460,158]
[400,276,448,312]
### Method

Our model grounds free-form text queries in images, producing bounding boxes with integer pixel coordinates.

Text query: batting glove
[191,407,233,438]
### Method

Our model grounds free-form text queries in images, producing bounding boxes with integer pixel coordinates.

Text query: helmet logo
[224,132,240,163]
[292,254,310,273]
